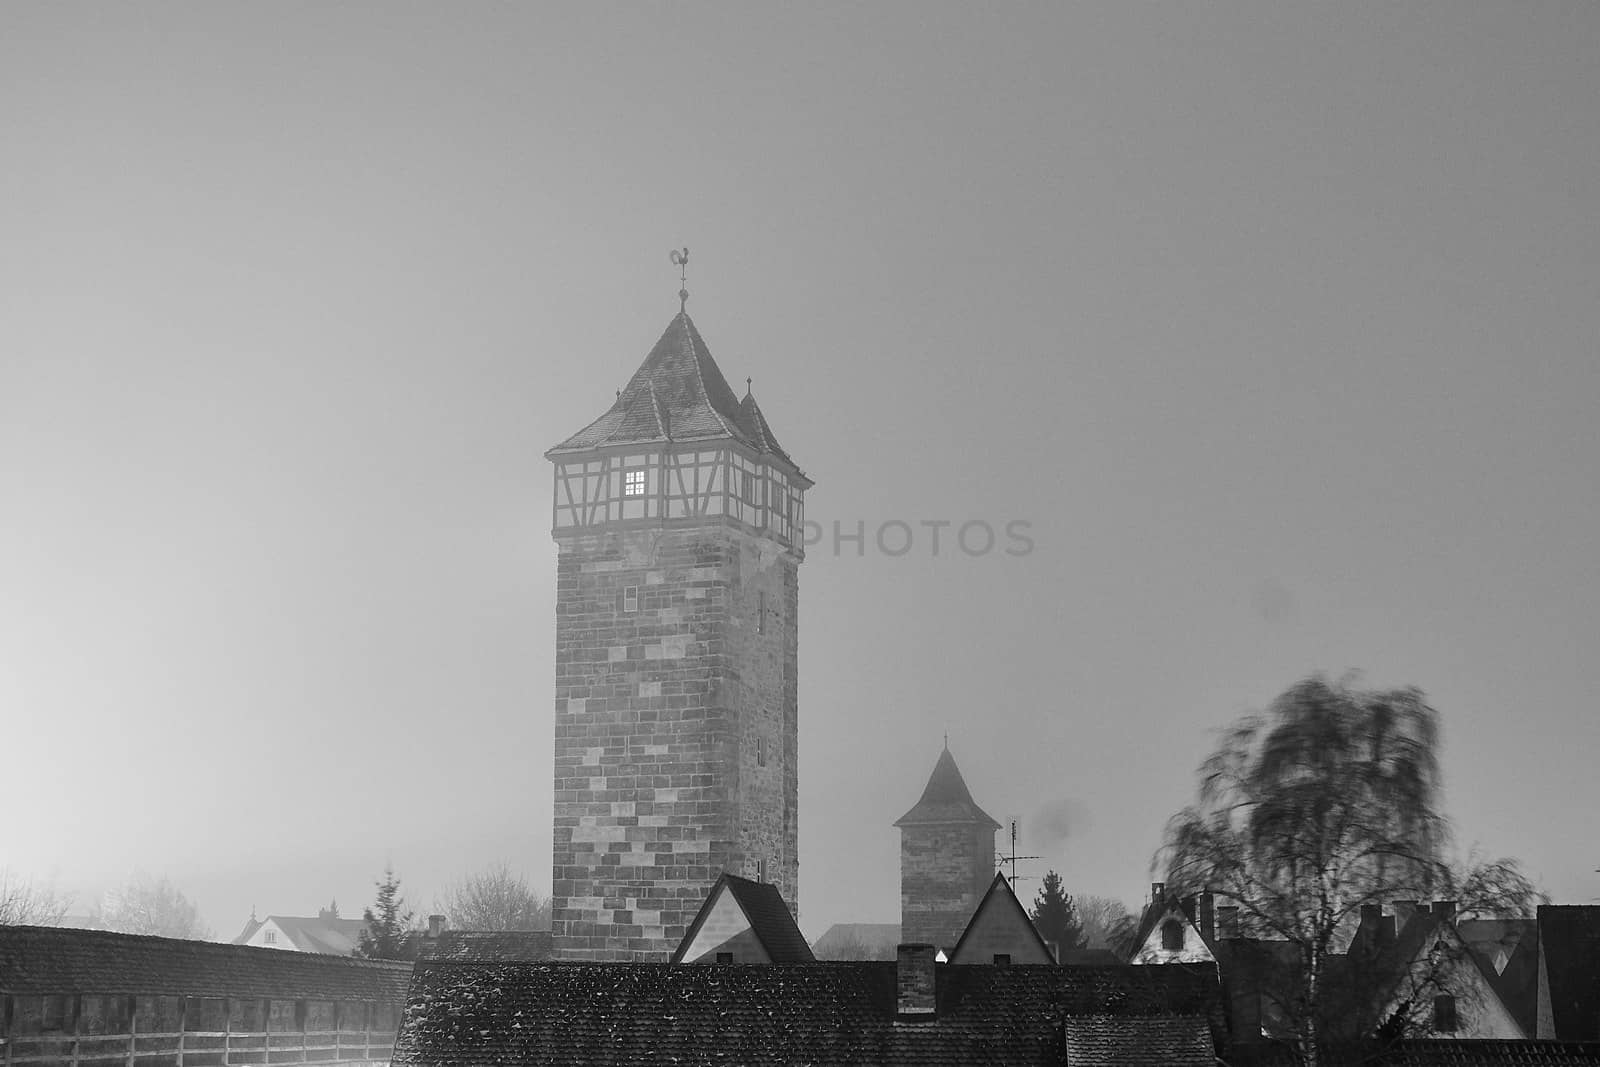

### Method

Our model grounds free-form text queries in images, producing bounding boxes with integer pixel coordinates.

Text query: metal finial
[746,376,752,395]
[669,247,690,311]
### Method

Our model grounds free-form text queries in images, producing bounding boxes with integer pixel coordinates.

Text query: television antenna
[997,816,1040,885]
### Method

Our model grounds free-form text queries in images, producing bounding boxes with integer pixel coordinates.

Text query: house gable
[1132,906,1214,965]
[949,873,1054,965]
[670,874,814,964]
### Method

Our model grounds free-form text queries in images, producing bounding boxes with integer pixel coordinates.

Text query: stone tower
[895,744,1001,949]
[545,308,811,961]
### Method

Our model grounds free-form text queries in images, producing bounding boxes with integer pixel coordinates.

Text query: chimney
[1217,906,1240,940]
[427,914,446,939]
[1152,882,1165,904]
[1433,900,1457,921]
[896,944,938,1020]
[1198,893,1215,942]
[1393,900,1420,933]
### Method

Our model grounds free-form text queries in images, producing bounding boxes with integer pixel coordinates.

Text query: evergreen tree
[356,866,417,960]
[1029,870,1086,954]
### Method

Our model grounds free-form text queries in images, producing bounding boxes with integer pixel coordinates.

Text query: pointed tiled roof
[895,746,1001,829]
[949,872,1056,964]
[547,313,803,481]
[670,873,814,964]
[736,390,795,467]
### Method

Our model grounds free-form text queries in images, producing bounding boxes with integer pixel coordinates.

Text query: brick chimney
[1433,900,1456,921]
[1393,900,1420,933]
[1197,893,1215,942]
[1217,906,1240,940]
[427,914,446,939]
[896,944,938,1020]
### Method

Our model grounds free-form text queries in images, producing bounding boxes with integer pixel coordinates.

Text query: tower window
[1161,919,1185,952]
[1432,995,1457,1032]
[623,468,646,497]
[623,587,638,612]
[741,470,755,505]
[757,858,767,882]
[757,736,767,766]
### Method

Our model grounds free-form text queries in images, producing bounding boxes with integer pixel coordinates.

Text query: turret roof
[894,746,1001,829]
[547,312,805,481]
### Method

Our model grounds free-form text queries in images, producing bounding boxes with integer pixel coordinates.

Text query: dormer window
[623,468,646,497]
[1161,919,1185,951]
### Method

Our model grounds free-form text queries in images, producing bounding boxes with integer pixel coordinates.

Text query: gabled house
[1128,883,1218,965]
[948,872,1056,965]
[669,872,815,964]
[233,909,367,955]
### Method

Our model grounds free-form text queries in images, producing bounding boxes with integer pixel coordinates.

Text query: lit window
[623,468,646,497]
[1161,919,1185,951]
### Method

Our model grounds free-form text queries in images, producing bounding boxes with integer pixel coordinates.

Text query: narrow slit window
[623,468,647,497]
[757,591,766,633]
[757,735,767,767]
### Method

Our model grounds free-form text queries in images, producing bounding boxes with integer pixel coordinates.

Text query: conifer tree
[356,866,416,960]
[1029,870,1086,954]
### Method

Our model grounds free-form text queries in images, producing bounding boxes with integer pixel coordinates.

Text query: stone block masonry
[551,520,800,961]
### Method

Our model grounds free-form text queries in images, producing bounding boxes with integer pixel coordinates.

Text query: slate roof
[670,873,815,964]
[1457,918,1539,1038]
[1060,1015,1215,1065]
[1381,1041,1600,1066]
[0,925,411,1001]
[894,745,1001,829]
[393,960,1225,1067]
[417,930,553,963]
[233,914,368,955]
[1539,906,1600,1041]
[547,312,807,481]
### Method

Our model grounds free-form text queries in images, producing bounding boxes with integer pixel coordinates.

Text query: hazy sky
[3,3,1597,941]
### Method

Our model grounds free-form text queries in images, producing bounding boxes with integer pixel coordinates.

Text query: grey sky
[3,3,1596,939]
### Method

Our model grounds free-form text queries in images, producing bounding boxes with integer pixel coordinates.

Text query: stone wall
[551,520,800,961]
[900,824,997,949]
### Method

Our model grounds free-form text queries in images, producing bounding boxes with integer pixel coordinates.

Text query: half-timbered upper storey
[545,311,811,546]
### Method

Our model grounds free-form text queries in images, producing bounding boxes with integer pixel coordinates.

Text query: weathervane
[670,247,690,311]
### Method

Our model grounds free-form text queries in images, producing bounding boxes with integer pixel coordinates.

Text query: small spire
[943,731,949,750]
[670,247,690,312]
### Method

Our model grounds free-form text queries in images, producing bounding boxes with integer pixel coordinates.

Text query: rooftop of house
[1538,905,1600,1042]
[894,744,1001,830]
[671,872,815,964]
[0,925,410,1001]
[233,914,368,955]
[393,959,1224,1067]
[811,922,902,960]
[546,311,804,480]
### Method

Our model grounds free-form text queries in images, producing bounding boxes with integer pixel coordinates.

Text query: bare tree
[813,931,896,961]
[434,862,549,931]
[0,869,72,926]
[1075,894,1133,952]
[1158,675,1539,1066]
[94,874,211,940]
